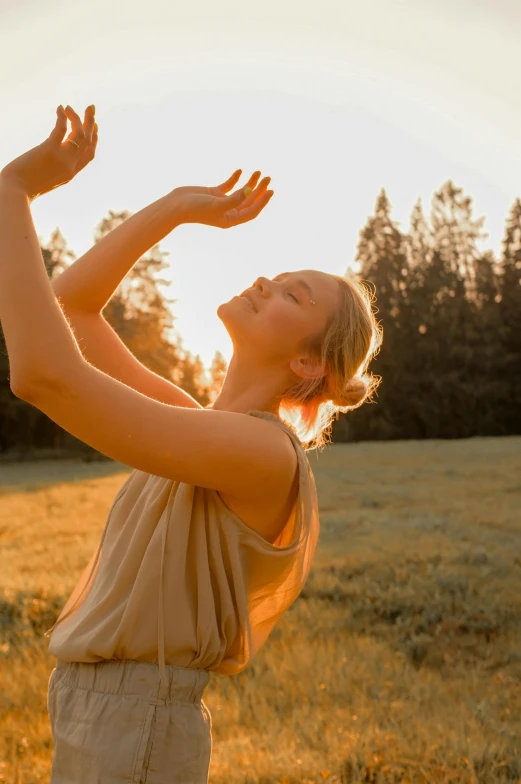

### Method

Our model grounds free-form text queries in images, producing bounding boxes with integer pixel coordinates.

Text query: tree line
[0,178,520,458]
[332,180,521,442]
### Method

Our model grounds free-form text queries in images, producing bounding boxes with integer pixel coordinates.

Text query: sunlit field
[1,436,520,783]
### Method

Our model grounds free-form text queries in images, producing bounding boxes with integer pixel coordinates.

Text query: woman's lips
[239,294,256,312]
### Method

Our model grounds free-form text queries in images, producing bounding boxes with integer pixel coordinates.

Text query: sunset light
[1,0,518,370]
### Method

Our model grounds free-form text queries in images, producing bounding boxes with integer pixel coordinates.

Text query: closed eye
[272,276,300,304]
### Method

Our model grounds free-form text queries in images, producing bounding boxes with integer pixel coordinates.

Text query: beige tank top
[44,410,320,687]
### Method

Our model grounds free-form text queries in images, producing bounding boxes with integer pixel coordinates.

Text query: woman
[0,104,382,783]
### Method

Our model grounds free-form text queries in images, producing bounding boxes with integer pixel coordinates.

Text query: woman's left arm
[0,104,96,393]
[0,176,85,394]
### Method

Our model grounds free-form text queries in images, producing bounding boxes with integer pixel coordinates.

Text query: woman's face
[218,269,341,365]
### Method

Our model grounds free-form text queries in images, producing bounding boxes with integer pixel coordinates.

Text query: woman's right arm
[50,189,182,313]
[50,191,203,409]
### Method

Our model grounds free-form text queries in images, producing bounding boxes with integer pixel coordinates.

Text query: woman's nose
[254,276,271,296]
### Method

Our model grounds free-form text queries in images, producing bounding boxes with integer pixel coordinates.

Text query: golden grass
[1,436,520,783]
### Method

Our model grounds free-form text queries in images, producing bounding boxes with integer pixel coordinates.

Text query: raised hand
[0,104,98,201]
[171,169,274,228]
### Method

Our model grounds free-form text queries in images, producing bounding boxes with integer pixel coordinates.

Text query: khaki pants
[47,658,212,783]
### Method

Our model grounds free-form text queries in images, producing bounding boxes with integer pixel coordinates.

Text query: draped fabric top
[44,410,320,687]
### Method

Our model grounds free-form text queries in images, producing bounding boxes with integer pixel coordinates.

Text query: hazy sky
[1,0,519,367]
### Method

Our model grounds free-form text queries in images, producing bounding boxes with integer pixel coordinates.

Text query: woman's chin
[217,299,240,329]
[217,300,258,345]
[217,296,254,320]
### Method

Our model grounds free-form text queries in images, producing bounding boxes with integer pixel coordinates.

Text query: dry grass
[1,436,520,783]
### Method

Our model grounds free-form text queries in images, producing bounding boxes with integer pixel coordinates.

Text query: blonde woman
[0,104,382,783]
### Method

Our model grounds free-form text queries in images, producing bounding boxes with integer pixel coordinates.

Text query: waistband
[55,659,210,703]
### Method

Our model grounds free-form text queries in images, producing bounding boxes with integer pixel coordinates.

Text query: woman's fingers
[244,170,262,191]
[216,169,243,193]
[70,106,97,174]
[216,169,262,195]
[83,105,96,144]
[224,190,274,227]
[48,106,68,146]
[222,175,271,209]
[218,175,273,226]
[240,175,271,208]
[206,170,264,198]
[63,105,86,149]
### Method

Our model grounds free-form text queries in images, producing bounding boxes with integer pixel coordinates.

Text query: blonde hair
[278,273,383,451]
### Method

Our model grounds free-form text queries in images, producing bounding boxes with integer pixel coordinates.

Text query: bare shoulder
[235,422,298,500]
[218,425,299,545]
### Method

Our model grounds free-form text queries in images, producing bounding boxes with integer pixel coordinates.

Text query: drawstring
[157,512,168,694]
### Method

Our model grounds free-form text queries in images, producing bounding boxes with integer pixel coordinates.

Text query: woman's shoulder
[246,409,300,441]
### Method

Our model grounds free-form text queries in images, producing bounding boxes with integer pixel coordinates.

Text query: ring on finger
[68,139,80,149]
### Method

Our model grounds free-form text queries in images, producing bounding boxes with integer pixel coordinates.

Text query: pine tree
[497,198,521,431]
[207,350,228,404]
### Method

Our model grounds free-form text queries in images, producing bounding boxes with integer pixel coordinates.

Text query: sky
[1,0,519,368]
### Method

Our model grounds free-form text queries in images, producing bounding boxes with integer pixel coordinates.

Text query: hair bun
[331,376,368,408]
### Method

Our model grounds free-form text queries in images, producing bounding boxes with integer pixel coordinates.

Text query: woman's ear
[289,355,327,381]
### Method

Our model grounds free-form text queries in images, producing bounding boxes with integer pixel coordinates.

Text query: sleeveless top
[44,410,320,688]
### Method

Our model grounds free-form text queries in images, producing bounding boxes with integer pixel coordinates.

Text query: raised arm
[50,189,182,314]
[48,178,201,408]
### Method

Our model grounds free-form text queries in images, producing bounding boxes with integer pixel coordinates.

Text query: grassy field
[1,435,520,783]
